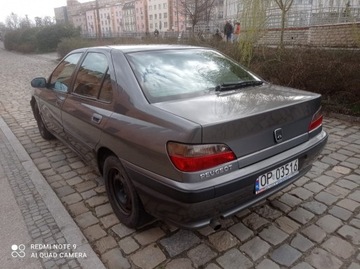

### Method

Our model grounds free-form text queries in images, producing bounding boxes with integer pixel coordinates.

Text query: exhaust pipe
[209,219,222,231]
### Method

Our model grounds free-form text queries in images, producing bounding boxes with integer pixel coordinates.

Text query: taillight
[309,107,323,132]
[167,142,236,172]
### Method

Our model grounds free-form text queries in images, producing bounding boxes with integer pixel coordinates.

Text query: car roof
[73,44,207,54]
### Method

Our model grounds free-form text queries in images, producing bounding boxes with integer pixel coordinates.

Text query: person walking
[233,22,241,42]
[223,20,233,42]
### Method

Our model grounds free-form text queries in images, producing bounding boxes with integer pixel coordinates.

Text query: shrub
[36,24,81,52]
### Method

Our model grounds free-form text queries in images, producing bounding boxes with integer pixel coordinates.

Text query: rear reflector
[167,142,236,172]
[309,107,323,132]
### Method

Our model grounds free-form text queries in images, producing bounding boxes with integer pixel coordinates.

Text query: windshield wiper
[215,81,264,92]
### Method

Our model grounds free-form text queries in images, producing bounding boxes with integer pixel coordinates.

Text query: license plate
[255,159,299,194]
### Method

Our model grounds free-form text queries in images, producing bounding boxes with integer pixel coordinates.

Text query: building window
[164,12,167,18]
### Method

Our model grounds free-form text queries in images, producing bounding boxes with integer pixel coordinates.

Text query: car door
[61,50,115,162]
[36,52,83,138]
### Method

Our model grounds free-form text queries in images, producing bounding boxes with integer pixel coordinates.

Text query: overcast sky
[0,0,90,25]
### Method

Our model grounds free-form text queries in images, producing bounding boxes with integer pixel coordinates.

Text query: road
[0,43,359,269]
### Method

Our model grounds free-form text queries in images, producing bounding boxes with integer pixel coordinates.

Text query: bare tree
[5,13,20,29]
[177,0,217,33]
[273,0,295,48]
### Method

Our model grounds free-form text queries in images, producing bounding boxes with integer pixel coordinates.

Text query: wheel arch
[97,147,117,176]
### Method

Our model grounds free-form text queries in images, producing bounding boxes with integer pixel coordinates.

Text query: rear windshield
[126,48,259,103]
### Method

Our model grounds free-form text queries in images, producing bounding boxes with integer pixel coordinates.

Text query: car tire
[103,155,150,228]
[34,106,55,140]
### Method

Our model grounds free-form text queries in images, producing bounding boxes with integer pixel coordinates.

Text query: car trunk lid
[153,84,322,161]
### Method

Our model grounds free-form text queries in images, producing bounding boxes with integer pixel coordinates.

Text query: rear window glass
[126,49,257,103]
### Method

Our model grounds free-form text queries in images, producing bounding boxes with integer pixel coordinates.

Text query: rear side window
[49,53,82,92]
[73,52,113,102]
[126,49,256,103]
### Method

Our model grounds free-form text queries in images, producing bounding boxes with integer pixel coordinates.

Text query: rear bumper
[126,130,328,229]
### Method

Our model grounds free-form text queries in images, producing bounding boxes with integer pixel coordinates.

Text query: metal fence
[265,6,360,29]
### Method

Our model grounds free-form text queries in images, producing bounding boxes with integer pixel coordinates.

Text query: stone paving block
[83,224,107,242]
[313,175,336,186]
[80,189,97,200]
[94,203,113,218]
[337,225,360,245]
[349,190,360,202]
[332,165,351,175]
[119,236,140,254]
[255,259,280,269]
[301,201,327,215]
[75,181,97,193]
[204,263,221,269]
[290,187,314,200]
[100,213,119,229]
[229,222,254,242]
[66,176,83,186]
[216,248,252,269]
[348,263,360,269]
[112,223,135,238]
[67,201,89,216]
[314,191,338,205]
[303,182,325,193]
[255,204,282,220]
[322,235,356,259]
[130,244,166,269]
[187,243,217,267]
[350,218,360,229]
[55,185,75,197]
[288,207,315,224]
[337,198,360,211]
[275,216,301,234]
[302,225,326,243]
[270,200,291,213]
[335,179,358,190]
[102,248,131,269]
[208,230,239,252]
[316,215,342,233]
[95,236,118,254]
[61,192,83,205]
[85,195,109,207]
[242,213,269,230]
[165,258,193,269]
[160,230,201,257]
[326,185,351,198]
[294,176,311,187]
[279,193,303,207]
[74,211,99,229]
[239,236,271,261]
[345,174,360,183]
[305,248,343,269]
[291,262,315,269]
[291,234,314,252]
[258,225,288,246]
[134,227,166,246]
[328,205,352,221]
[270,244,302,267]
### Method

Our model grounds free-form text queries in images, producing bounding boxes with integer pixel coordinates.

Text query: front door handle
[92,113,102,124]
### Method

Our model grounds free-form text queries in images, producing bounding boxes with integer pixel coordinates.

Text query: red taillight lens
[309,107,323,132]
[167,142,236,172]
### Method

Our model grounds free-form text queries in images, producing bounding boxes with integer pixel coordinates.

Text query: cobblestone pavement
[0,45,359,269]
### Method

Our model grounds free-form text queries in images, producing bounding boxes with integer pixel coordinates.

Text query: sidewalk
[0,116,106,269]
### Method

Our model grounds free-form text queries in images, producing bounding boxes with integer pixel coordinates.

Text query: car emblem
[274,128,283,143]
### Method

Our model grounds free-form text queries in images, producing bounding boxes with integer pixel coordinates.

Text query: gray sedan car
[30,45,328,229]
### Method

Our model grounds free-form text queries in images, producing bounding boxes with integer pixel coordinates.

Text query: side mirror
[31,77,47,88]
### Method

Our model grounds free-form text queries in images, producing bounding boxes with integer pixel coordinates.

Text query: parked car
[30,45,328,230]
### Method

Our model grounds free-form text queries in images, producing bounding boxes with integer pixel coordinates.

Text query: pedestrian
[154,29,159,37]
[233,22,240,42]
[223,20,233,42]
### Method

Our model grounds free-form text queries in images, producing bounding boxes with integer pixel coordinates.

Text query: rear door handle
[92,113,102,124]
